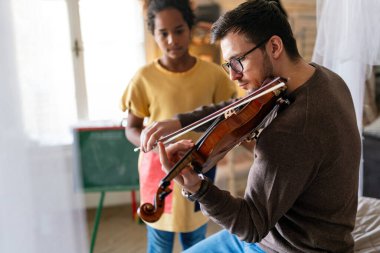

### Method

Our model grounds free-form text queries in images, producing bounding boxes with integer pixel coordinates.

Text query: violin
[138,77,288,223]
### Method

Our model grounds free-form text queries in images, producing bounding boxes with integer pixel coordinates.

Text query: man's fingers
[158,140,195,172]
[158,142,171,173]
[141,122,158,152]
[141,120,183,153]
[147,131,159,153]
[166,139,194,154]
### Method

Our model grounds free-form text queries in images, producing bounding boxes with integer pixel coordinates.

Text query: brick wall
[218,0,317,62]
[281,0,317,62]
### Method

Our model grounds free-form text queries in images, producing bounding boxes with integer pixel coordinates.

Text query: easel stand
[90,191,105,253]
[89,190,138,253]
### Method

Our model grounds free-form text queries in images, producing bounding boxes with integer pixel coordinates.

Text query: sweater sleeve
[176,99,237,132]
[194,130,319,243]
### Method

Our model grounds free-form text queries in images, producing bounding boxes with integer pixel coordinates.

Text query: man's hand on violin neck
[140,119,182,152]
[158,140,201,190]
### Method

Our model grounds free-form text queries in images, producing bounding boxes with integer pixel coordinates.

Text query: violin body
[138,77,288,223]
[195,85,285,173]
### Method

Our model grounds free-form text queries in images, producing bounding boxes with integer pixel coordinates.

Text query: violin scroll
[137,183,172,223]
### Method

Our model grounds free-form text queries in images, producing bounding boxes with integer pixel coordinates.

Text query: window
[11,0,145,144]
[79,0,145,120]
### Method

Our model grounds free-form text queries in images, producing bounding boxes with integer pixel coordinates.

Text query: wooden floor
[86,205,222,253]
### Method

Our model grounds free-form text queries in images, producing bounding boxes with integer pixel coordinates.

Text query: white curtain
[312,0,380,195]
[313,0,380,130]
[0,0,88,252]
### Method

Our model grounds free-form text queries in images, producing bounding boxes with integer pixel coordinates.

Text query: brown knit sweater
[177,63,361,252]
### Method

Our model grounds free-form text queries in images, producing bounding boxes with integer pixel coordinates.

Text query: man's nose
[229,68,242,81]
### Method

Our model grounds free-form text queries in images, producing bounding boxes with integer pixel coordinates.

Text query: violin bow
[134,77,287,152]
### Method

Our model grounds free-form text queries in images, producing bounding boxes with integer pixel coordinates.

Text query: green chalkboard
[73,126,139,192]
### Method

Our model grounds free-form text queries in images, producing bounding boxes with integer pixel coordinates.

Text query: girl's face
[153,8,191,60]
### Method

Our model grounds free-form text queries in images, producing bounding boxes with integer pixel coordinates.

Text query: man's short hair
[211,0,300,60]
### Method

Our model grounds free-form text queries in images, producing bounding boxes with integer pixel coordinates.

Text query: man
[142,1,361,252]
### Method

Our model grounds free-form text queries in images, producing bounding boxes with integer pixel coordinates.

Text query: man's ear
[267,35,283,59]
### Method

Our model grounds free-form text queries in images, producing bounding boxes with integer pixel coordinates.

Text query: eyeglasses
[222,38,269,74]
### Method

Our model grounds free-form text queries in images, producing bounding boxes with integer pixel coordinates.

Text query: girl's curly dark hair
[146,0,195,34]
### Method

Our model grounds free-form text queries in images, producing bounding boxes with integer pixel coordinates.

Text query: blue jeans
[183,229,265,253]
[146,224,207,253]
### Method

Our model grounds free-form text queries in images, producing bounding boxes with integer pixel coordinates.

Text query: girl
[120,0,236,252]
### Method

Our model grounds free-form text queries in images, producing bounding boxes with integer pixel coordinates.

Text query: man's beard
[250,51,274,93]
[262,50,274,80]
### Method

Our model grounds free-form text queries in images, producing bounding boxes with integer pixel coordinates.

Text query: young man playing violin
[140,1,361,252]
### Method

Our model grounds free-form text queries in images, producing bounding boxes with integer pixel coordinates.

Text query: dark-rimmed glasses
[222,38,269,74]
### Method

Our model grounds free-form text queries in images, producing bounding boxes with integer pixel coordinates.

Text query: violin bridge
[224,109,237,119]
[277,97,290,105]
[246,129,262,142]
